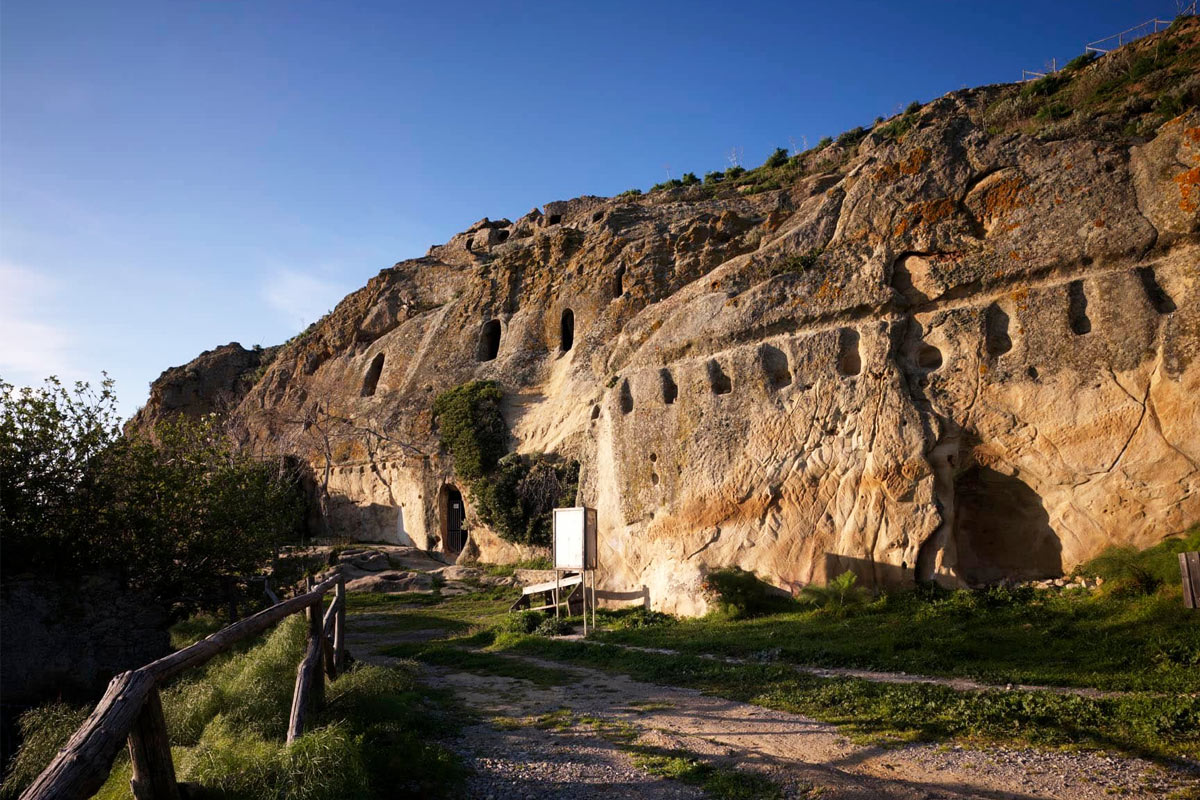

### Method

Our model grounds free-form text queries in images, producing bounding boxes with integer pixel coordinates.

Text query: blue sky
[0,0,1172,418]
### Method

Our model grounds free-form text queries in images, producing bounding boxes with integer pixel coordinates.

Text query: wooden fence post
[1181,552,1200,610]
[307,597,325,709]
[334,576,346,671]
[287,601,326,744]
[127,687,181,800]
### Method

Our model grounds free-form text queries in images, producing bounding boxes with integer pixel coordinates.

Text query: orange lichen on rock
[1174,166,1200,213]
[982,176,1031,219]
[873,148,931,183]
[892,197,958,237]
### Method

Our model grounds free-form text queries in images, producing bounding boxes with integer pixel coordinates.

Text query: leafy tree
[1,375,121,570]
[1,375,305,611]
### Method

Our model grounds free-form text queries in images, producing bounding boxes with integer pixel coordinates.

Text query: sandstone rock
[345,570,434,593]
[136,24,1200,615]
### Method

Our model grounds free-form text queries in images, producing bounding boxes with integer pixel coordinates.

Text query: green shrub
[702,567,796,619]
[905,100,922,114]
[601,607,676,630]
[771,249,823,276]
[0,703,88,798]
[724,166,746,179]
[816,136,832,149]
[703,170,725,184]
[1021,73,1069,99]
[799,571,870,617]
[472,453,579,546]
[500,610,545,634]
[1064,51,1098,71]
[651,178,684,192]
[836,126,867,147]
[764,148,789,168]
[617,188,642,198]
[432,381,506,482]
[1035,101,1072,121]
[680,172,700,186]
[535,616,575,636]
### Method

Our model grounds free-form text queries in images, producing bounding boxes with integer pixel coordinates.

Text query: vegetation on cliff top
[432,381,578,547]
[628,14,1199,201]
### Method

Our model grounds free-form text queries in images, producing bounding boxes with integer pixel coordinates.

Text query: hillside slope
[134,19,1200,614]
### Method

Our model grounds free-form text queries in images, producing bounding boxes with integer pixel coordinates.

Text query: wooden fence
[19,574,348,800]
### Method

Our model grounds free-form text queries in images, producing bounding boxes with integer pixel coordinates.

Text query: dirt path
[348,623,1197,799]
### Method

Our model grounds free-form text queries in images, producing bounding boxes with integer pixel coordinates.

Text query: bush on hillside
[764,147,790,168]
[500,610,545,634]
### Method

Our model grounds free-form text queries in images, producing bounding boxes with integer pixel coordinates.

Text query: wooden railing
[20,574,348,800]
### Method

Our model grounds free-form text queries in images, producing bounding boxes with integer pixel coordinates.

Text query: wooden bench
[510,572,584,615]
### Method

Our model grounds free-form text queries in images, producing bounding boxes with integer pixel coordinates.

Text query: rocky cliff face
[137,22,1200,614]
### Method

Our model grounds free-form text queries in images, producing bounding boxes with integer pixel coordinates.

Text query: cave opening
[619,379,634,414]
[760,344,792,390]
[984,302,1013,357]
[612,264,626,298]
[560,308,575,352]
[952,465,1061,584]
[361,353,385,397]
[1135,266,1177,314]
[837,328,861,376]
[1067,280,1092,335]
[707,360,732,395]
[660,368,678,404]
[478,319,502,361]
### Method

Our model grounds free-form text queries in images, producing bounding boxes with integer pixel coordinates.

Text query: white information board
[553,506,597,570]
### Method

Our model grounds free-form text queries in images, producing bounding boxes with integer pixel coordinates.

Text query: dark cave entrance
[478,320,501,362]
[439,484,468,555]
[560,308,575,352]
[951,465,1061,584]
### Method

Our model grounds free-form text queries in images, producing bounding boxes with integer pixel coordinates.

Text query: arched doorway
[438,484,468,555]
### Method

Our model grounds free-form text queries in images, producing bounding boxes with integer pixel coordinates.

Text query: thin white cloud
[261,268,352,331]
[0,262,81,384]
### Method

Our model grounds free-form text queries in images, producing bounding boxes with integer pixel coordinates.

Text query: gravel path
[351,617,1198,800]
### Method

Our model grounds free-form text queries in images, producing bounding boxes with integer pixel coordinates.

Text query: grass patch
[2,617,466,799]
[595,583,1199,694]
[631,747,781,799]
[344,591,446,611]
[492,635,1200,760]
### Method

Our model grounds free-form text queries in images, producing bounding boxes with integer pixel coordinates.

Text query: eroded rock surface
[135,25,1200,614]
